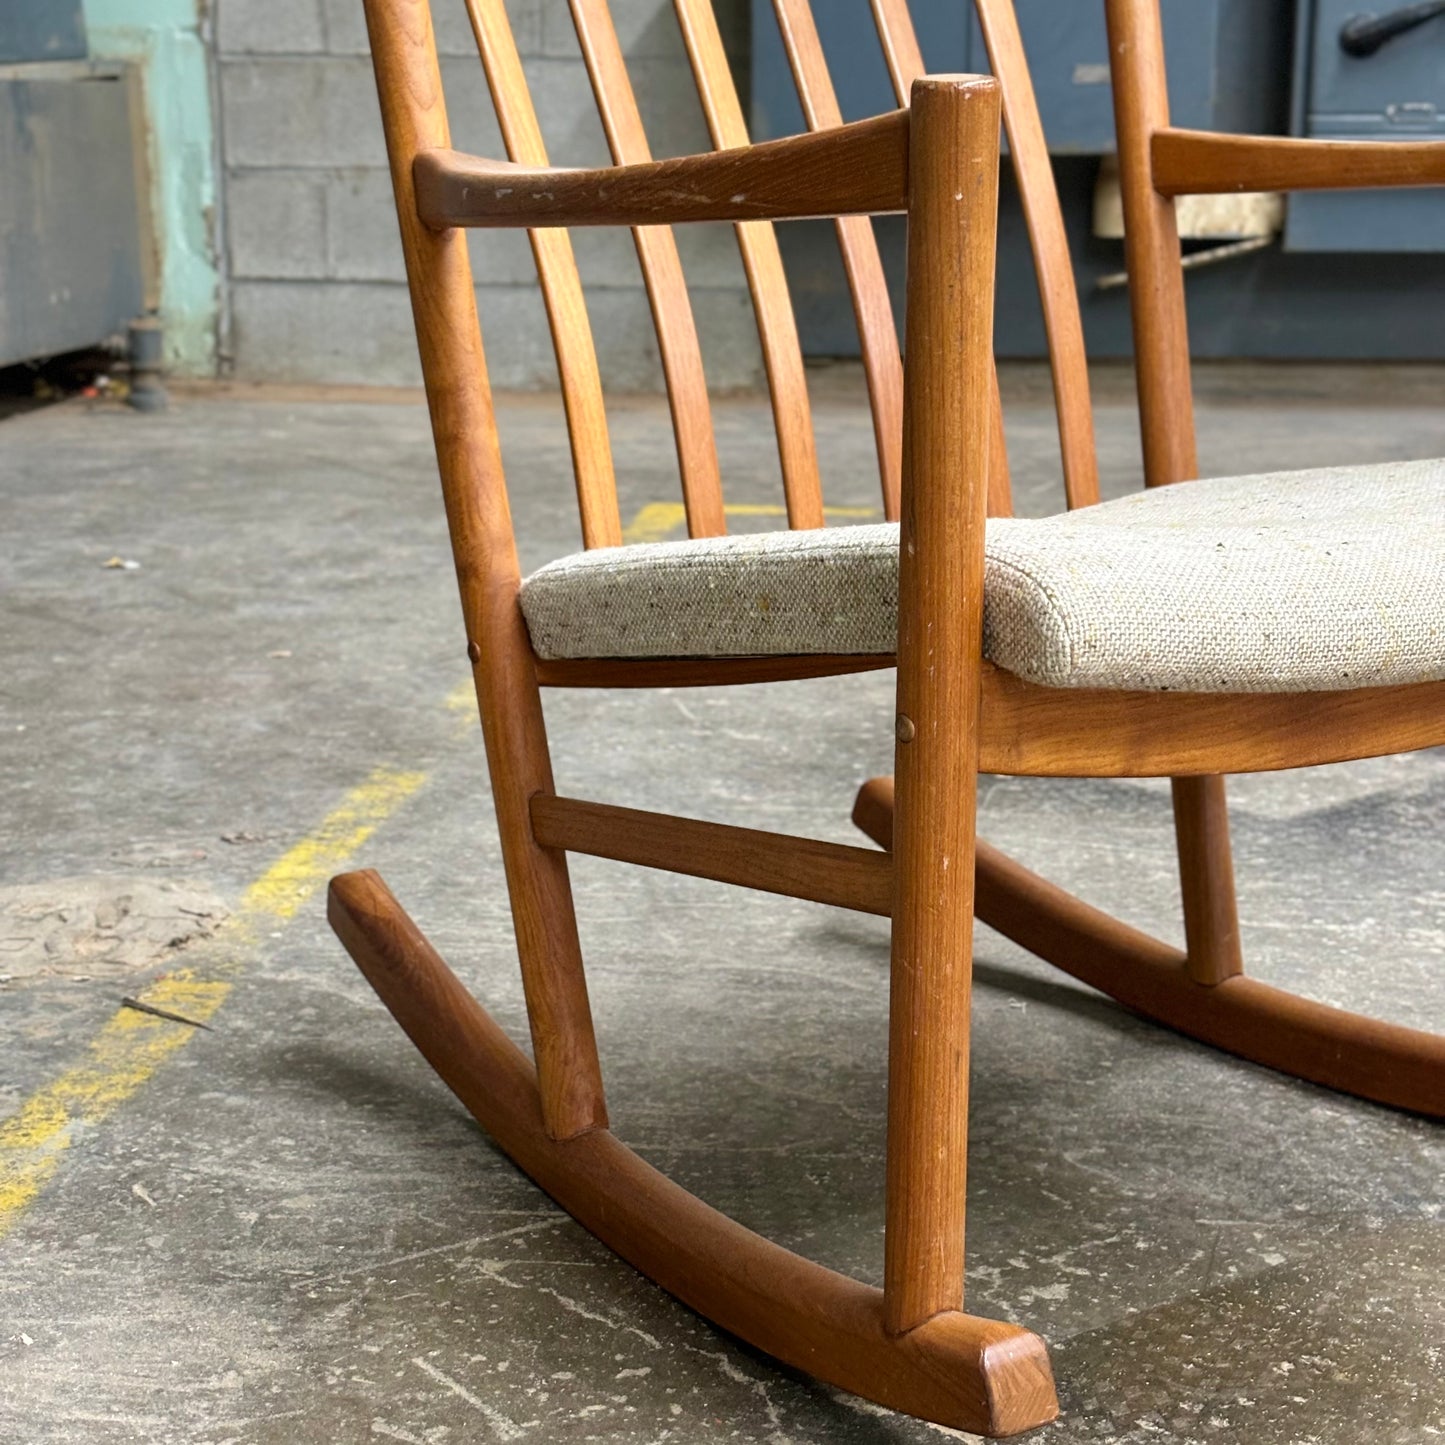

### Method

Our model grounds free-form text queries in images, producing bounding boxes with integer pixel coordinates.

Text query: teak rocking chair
[330,0,1445,1434]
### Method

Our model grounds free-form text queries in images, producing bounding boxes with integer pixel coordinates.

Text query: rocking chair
[329,0,1445,1435]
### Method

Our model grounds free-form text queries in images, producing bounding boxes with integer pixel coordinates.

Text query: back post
[1104,0,1243,988]
[362,0,608,1140]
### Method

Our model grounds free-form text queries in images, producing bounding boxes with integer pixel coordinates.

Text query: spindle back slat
[972,0,1098,508]
[451,0,1101,545]
[671,0,825,529]
[569,0,728,538]
[864,0,1013,516]
[770,0,903,519]
[870,0,1097,512]
[463,0,622,548]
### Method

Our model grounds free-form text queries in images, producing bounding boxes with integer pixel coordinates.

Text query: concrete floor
[1,364,1442,1444]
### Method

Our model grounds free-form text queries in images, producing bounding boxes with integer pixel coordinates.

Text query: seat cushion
[520,457,1445,693]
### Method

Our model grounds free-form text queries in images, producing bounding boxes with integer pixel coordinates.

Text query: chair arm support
[413,107,912,229]
[1152,128,1445,196]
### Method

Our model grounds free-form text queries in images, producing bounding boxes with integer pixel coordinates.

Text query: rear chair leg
[1171,775,1243,986]
[470,608,609,1142]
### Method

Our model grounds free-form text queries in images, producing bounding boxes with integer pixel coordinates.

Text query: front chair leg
[883,73,991,1338]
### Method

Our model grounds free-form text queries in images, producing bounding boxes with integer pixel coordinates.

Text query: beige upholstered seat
[522,458,1445,692]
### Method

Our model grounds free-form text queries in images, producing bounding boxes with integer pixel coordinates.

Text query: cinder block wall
[216,0,761,389]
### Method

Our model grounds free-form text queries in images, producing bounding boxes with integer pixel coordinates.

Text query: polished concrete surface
[2,365,1442,1443]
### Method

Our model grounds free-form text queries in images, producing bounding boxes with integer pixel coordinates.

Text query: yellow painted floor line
[0,766,425,1237]
[622,501,879,545]
[3,494,875,1234]
[239,767,425,923]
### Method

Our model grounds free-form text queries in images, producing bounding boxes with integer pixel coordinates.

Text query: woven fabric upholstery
[520,458,1445,692]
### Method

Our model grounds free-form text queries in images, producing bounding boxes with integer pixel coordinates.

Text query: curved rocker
[853,777,1445,1118]
[328,869,1059,1437]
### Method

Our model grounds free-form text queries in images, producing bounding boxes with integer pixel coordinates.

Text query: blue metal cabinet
[1287,0,1445,249]
[750,0,967,140]
[750,1,1445,360]
[1302,0,1445,135]
[963,1,1289,151]
[751,0,1290,152]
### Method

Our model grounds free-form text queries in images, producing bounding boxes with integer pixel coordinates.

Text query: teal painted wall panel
[82,0,220,374]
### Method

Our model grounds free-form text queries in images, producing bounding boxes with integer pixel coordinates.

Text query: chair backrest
[366,0,1100,568]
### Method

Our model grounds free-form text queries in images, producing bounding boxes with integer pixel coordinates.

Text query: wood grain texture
[329,870,1060,1434]
[363,0,606,1139]
[544,652,1445,772]
[772,0,903,519]
[974,0,1100,510]
[530,794,893,915]
[884,74,1001,1336]
[851,780,1445,1116]
[412,111,911,229]
[463,0,621,548]
[673,0,825,530]
[977,666,1445,777]
[1153,129,1445,196]
[569,0,726,538]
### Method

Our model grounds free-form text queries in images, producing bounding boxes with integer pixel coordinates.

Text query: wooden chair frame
[329,0,1443,1435]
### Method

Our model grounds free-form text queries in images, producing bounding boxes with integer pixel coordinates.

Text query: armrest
[1152,128,1445,197]
[413,108,910,230]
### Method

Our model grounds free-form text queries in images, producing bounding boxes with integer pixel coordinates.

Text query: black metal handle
[1339,1,1445,56]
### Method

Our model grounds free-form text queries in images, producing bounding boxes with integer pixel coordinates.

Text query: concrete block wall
[216,0,762,388]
